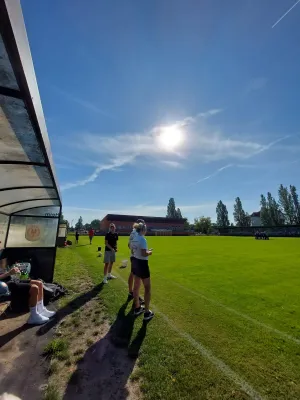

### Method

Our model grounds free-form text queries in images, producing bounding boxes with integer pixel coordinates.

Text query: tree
[267,192,284,226]
[278,184,295,224]
[75,216,83,230]
[216,201,230,228]
[59,213,69,228]
[166,198,183,218]
[233,197,251,227]
[166,198,177,218]
[184,220,190,230]
[90,219,101,230]
[176,208,182,219]
[290,185,300,224]
[260,194,271,226]
[83,223,91,230]
[194,216,212,234]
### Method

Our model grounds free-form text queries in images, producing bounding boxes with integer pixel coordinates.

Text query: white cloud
[160,160,184,168]
[190,164,233,186]
[50,85,112,118]
[60,110,290,191]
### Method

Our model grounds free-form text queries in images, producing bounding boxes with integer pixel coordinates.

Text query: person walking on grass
[127,220,145,304]
[75,230,79,245]
[88,228,95,245]
[103,223,118,284]
[131,221,154,321]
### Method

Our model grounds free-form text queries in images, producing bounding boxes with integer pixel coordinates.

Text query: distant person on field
[128,219,145,304]
[75,230,79,244]
[103,224,118,284]
[131,221,154,321]
[89,228,95,245]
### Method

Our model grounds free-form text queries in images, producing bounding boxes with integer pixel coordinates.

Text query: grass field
[54,236,300,399]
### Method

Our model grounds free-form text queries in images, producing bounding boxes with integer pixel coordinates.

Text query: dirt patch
[0,311,55,400]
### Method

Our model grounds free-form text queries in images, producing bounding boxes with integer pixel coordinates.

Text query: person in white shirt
[130,221,154,321]
[127,220,145,304]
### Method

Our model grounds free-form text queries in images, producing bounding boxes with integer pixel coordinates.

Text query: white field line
[115,272,264,400]
[170,281,300,345]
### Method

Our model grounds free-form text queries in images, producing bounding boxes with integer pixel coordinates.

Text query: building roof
[0,0,61,216]
[251,211,261,217]
[102,214,186,224]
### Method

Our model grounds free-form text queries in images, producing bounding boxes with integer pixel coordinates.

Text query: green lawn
[55,236,300,399]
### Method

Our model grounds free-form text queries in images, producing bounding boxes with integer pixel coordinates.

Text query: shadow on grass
[64,301,149,399]
[36,282,104,336]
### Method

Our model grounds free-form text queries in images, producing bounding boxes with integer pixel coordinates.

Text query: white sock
[37,300,44,314]
[108,273,111,278]
[30,306,39,317]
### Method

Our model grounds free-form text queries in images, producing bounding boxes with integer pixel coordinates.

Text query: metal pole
[3,215,11,248]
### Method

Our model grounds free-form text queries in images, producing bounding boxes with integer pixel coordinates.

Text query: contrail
[272,0,300,28]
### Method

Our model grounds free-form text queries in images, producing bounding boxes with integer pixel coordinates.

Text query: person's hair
[133,222,139,229]
[135,222,147,233]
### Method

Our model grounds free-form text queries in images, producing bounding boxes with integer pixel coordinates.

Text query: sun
[157,125,184,151]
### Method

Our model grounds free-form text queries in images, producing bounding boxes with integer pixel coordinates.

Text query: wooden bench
[0,301,11,317]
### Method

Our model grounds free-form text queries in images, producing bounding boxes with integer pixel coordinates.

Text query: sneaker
[41,308,56,318]
[108,274,117,279]
[144,310,154,321]
[103,278,108,284]
[128,292,134,301]
[27,313,49,325]
[134,306,145,317]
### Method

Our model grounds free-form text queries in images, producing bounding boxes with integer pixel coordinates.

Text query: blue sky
[22,0,300,224]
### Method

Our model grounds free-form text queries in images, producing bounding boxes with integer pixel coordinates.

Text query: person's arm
[140,237,152,257]
[0,267,19,280]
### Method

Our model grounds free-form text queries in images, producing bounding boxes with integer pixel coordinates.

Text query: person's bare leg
[104,263,109,276]
[108,262,113,274]
[128,271,134,293]
[143,278,151,312]
[133,276,141,309]
[29,284,38,308]
[31,280,43,301]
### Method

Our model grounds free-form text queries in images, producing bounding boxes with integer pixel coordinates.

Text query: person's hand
[148,250,153,256]
[8,267,20,275]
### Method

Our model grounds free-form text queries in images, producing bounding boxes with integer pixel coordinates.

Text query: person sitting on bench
[0,257,55,325]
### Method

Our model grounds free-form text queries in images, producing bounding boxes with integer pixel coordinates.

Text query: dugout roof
[0,0,61,217]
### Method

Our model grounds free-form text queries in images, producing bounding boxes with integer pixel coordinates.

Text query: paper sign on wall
[25,224,43,242]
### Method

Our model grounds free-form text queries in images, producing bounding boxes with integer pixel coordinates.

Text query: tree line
[215,183,300,228]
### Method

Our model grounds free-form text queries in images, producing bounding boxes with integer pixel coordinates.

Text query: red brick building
[100,214,186,234]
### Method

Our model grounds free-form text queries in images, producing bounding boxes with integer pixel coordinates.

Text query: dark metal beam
[0,161,46,167]
[0,197,58,209]
[0,185,54,192]
[0,86,22,99]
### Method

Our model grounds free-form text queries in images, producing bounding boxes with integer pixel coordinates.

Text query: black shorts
[132,258,150,280]
[7,279,31,311]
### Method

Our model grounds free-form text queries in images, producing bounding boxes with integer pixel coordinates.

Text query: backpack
[41,281,68,305]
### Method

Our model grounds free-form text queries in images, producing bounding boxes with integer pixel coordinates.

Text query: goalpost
[155,230,173,236]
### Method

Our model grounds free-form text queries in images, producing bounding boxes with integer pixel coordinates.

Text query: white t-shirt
[130,234,148,260]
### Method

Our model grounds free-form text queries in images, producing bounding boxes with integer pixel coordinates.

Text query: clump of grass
[86,338,94,346]
[73,348,84,356]
[47,360,59,376]
[93,330,99,337]
[43,383,61,400]
[44,339,70,361]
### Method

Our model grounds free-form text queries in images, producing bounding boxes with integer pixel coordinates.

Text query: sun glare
[158,125,184,151]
